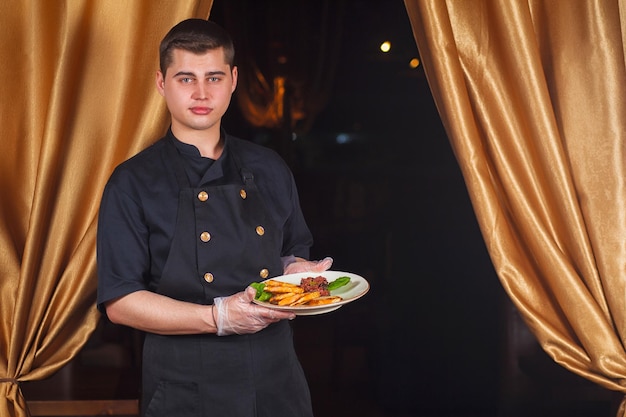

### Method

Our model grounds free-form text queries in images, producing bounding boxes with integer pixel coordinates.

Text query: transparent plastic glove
[282,256,333,275]
[213,286,295,336]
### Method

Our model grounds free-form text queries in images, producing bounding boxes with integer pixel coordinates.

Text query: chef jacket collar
[166,128,233,186]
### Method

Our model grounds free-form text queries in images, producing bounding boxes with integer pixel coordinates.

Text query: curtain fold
[0,2,213,416]
[404,0,626,414]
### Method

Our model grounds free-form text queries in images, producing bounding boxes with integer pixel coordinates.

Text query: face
[156,47,238,140]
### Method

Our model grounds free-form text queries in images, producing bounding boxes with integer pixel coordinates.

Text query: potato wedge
[264,285,304,294]
[290,291,321,306]
[264,280,301,288]
[305,296,342,306]
[277,293,305,306]
[269,292,298,303]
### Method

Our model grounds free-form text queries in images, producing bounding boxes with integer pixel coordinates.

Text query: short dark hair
[159,19,235,75]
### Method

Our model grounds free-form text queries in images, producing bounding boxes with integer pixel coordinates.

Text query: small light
[336,133,350,144]
[409,58,420,69]
[380,41,391,53]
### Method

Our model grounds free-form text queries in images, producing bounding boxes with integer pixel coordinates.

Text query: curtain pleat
[0,2,213,416]
[404,0,626,414]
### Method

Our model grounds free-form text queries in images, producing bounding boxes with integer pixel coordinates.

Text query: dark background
[215,0,504,413]
[22,1,620,416]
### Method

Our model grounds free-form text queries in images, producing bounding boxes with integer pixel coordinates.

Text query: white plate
[252,271,369,316]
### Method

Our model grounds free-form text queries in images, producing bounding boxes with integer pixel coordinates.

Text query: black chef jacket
[97,129,313,310]
[96,129,316,417]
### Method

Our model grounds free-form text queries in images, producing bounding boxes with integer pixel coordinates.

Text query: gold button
[255,226,265,236]
[259,269,269,279]
[204,273,214,283]
[200,231,211,242]
[240,189,247,199]
[198,191,209,201]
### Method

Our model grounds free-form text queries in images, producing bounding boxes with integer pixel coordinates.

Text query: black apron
[141,138,313,417]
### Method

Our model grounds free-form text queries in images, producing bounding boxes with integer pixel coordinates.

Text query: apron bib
[141,138,312,417]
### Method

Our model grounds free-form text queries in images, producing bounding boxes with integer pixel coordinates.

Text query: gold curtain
[404,0,626,414]
[0,1,213,416]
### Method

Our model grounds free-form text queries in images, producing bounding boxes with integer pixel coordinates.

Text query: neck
[171,125,224,159]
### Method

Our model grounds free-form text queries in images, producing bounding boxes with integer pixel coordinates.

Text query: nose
[192,82,208,100]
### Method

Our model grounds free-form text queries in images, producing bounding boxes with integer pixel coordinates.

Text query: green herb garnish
[250,282,272,301]
[327,276,351,291]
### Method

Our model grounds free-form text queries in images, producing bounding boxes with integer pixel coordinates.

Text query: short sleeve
[96,174,151,313]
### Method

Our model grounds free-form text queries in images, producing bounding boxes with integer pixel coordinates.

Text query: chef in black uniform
[96,19,332,417]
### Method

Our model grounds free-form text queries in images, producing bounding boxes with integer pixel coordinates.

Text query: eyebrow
[173,70,227,78]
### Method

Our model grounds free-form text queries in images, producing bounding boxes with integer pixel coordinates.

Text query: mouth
[190,107,211,115]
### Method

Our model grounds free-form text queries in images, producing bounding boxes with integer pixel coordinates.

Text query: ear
[231,66,238,93]
[155,71,166,96]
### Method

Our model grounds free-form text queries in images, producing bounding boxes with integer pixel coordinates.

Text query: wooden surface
[27,399,139,416]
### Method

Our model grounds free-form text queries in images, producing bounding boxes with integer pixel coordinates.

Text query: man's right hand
[213,286,295,336]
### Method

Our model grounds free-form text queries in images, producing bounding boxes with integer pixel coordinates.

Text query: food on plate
[326,276,351,291]
[269,292,298,303]
[301,276,331,296]
[264,280,301,288]
[276,292,307,306]
[264,284,304,294]
[290,291,321,306]
[250,275,351,307]
[303,296,342,306]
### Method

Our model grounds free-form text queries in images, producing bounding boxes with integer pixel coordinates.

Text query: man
[97,18,332,417]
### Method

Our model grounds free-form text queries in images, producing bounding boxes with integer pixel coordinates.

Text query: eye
[181,77,193,83]
[208,76,220,82]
